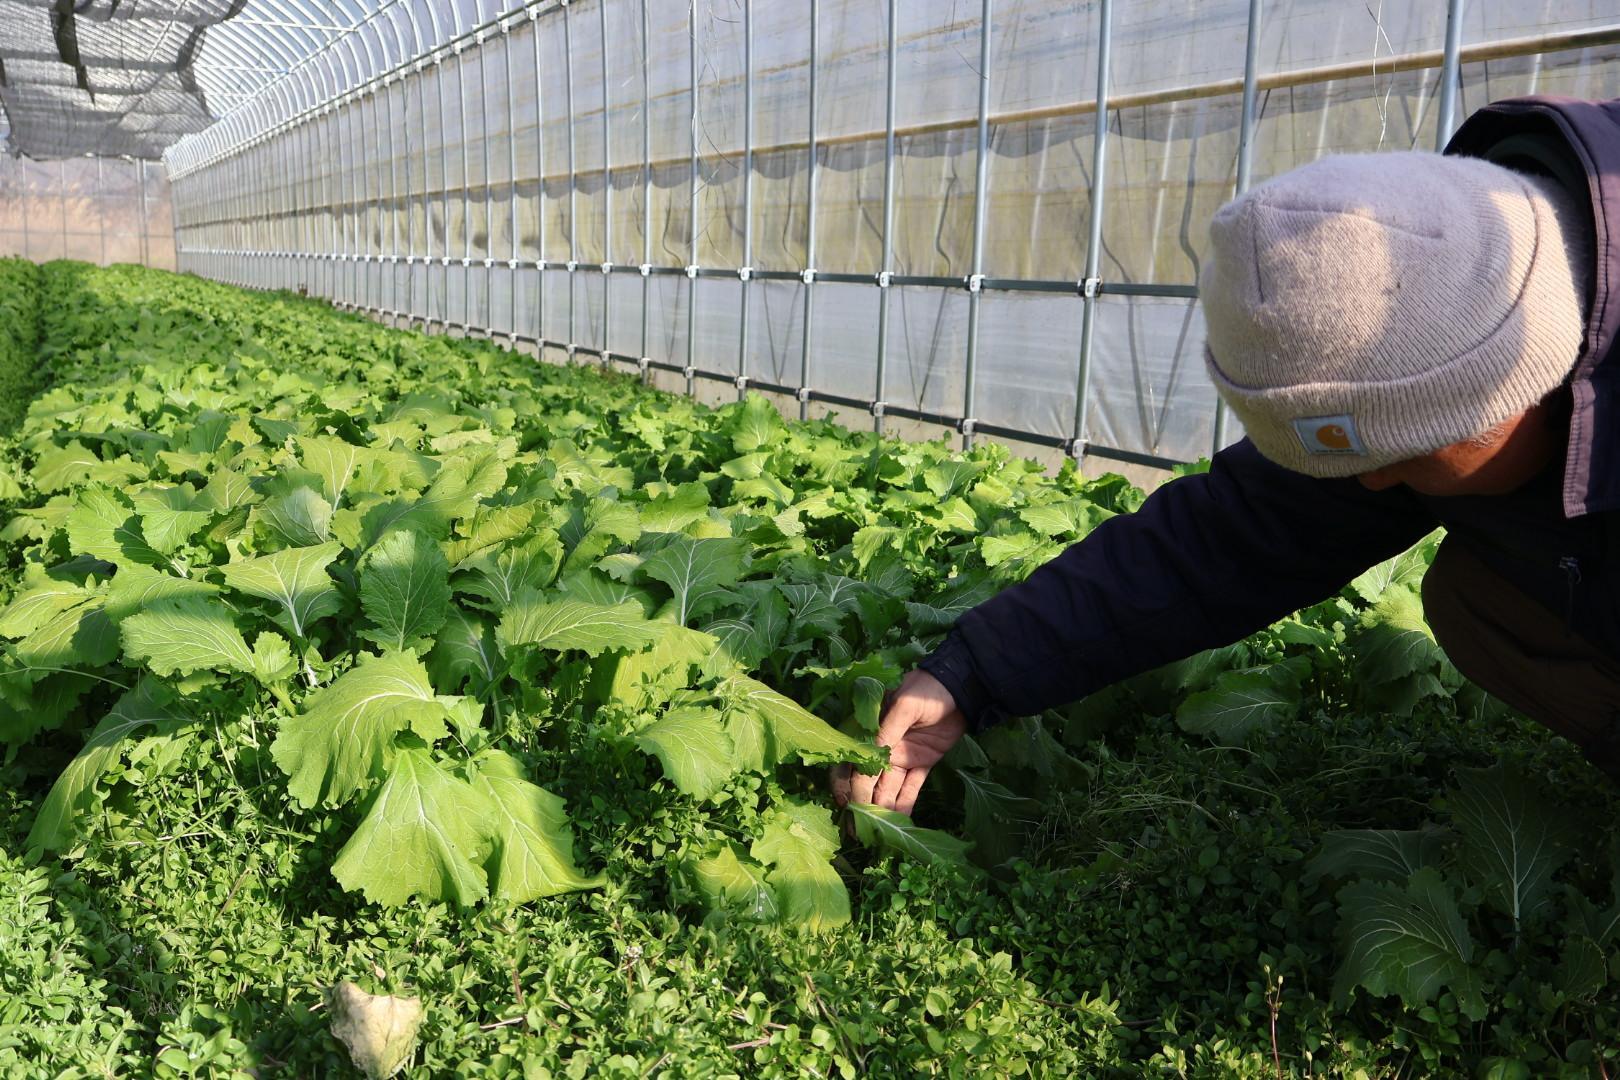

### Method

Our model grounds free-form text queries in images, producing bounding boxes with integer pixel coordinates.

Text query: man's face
[1354,399,1563,497]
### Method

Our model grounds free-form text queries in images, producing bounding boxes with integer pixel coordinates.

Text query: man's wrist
[918,631,1005,733]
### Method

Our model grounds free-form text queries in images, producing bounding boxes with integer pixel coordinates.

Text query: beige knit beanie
[1200,151,1587,477]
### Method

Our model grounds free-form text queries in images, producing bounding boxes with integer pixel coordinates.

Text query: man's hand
[832,669,967,816]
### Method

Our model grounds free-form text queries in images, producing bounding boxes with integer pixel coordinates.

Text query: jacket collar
[1448,96,1620,518]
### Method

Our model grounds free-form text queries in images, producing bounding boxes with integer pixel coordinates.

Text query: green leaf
[32,440,102,493]
[1306,827,1448,884]
[689,844,778,922]
[1353,587,1445,687]
[750,799,849,929]
[255,480,334,548]
[730,394,785,453]
[640,536,748,625]
[454,532,563,607]
[297,434,370,506]
[903,576,995,635]
[635,706,739,800]
[1556,934,1607,1000]
[219,541,344,640]
[848,802,975,868]
[639,481,712,534]
[271,652,448,808]
[609,625,737,710]
[1450,763,1575,930]
[1333,867,1485,1021]
[428,607,501,691]
[104,564,220,622]
[470,750,601,901]
[66,486,166,568]
[0,578,92,638]
[132,485,211,555]
[1175,668,1302,743]
[27,680,191,851]
[360,529,451,652]
[718,674,884,770]
[11,598,119,673]
[496,592,660,657]
[120,596,256,679]
[330,747,491,906]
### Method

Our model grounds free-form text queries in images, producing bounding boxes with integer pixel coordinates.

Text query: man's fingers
[871,766,909,811]
[894,766,930,817]
[849,767,879,806]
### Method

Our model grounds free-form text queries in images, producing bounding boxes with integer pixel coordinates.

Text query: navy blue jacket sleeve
[918,439,1438,728]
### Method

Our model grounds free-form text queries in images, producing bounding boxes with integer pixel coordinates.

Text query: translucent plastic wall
[0,156,175,270]
[164,0,1620,469]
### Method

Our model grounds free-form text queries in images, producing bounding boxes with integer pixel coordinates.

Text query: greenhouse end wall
[160,0,1620,470]
[0,156,176,271]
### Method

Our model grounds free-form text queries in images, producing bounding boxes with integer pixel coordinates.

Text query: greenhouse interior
[3,0,1620,1074]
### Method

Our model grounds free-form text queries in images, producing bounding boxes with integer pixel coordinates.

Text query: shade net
[0,0,244,159]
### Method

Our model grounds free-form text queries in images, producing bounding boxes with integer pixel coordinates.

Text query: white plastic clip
[684,264,699,279]
[738,266,753,282]
[566,260,579,272]
[637,356,651,373]
[735,375,749,391]
[483,258,494,267]
[795,387,812,404]
[966,273,984,294]
[959,417,978,437]
[507,259,520,269]
[875,270,892,288]
[1080,276,1101,299]
[870,400,887,418]
[800,267,817,285]
[639,263,652,277]
[683,365,697,381]
[600,261,614,275]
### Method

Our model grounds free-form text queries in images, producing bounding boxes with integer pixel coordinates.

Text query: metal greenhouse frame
[94,2,1620,470]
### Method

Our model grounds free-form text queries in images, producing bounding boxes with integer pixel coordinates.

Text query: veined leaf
[271,651,448,809]
[635,706,739,800]
[496,592,659,657]
[428,607,501,691]
[27,680,191,851]
[689,844,779,922]
[1450,764,1574,930]
[219,541,343,640]
[1176,668,1302,744]
[132,485,211,555]
[32,440,102,493]
[470,750,601,901]
[1333,867,1486,1022]
[296,434,370,506]
[1306,827,1448,884]
[0,577,92,638]
[718,674,884,770]
[11,596,118,673]
[750,799,848,929]
[639,535,748,625]
[454,532,562,607]
[255,482,333,548]
[360,529,451,652]
[105,564,219,622]
[330,747,490,907]
[120,596,256,679]
[66,486,166,568]
[1353,586,1444,687]
[848,803,975,868]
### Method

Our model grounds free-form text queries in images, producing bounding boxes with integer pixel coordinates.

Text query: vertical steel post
[1436,0,1466,151]
[960,0,993,449]
[428,8,452,328]
[457,22,474,333]
[383,17,404,321]
[1070,0,1113,465]
[639,0,652,384]
[1212,0,1262,456]
[505,20,519,340]
[685,0,698,397]
[601,0,613,367]
[138,158,149,267]
[480,25,495,334]
[797,0,820,421]
[736,0,754,399]
[873,0,898,434]
[563,0,579,360]
[533,4,547,348]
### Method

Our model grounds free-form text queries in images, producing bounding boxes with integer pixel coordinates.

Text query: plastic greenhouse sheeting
[35,0,1620,467]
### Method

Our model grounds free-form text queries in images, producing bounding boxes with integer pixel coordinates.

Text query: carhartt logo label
[1293,414,1365,455]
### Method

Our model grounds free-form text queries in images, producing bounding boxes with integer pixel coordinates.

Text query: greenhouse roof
[0,0,483,161]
